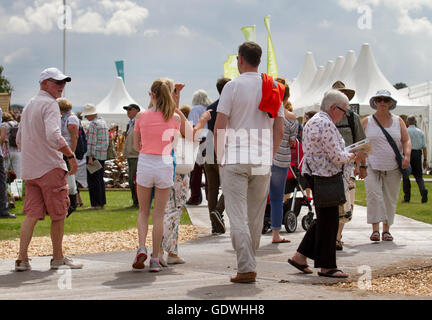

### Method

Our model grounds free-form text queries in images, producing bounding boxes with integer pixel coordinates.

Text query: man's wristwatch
[360,165,368,169]
[65,154,75,160]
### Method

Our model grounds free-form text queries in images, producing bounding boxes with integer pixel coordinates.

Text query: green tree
[0,66,13,93]
[394,82,408,90]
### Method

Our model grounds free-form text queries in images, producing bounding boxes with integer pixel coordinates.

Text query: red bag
[258,73,285,118]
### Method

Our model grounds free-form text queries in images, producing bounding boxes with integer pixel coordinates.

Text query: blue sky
[1,0,431,108]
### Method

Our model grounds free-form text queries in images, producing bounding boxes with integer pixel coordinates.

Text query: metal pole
[63,0,66,96]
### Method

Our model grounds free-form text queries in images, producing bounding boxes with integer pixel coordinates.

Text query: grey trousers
[220,164,271,273]
[365,167,401,226]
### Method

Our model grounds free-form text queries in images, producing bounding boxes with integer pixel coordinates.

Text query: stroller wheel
[262,222,271,234]
[284,211,297,233]
[302,212,314,231]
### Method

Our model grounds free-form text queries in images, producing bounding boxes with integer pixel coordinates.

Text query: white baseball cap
[39,67,71,84]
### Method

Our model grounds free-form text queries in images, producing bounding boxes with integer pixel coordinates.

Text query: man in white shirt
[15,67,82,272]
[214,42,284,283]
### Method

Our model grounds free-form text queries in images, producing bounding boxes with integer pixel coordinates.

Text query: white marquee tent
[290,43,430,166]
[94,77,140,130]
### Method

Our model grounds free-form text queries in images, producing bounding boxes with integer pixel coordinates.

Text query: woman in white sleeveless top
[361,90,411,242]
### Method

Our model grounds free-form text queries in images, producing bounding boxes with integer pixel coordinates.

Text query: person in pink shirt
[132,78,192,272]
[14,67,83,272]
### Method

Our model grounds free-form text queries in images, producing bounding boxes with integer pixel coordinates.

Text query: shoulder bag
[306,163,346,208]
[174,137,199,175]
[372,115,411,178]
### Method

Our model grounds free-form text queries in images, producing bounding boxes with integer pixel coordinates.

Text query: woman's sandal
[318,269,348,278]
[370,231,380,242]
[336,240,343,251]
[382,231,393,241]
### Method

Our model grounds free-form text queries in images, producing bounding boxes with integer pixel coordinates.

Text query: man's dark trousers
[403,149,427,201]
[127,157,138,207]
[87,159,106,207]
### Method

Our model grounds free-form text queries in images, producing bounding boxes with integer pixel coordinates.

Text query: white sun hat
[81,104,98,117]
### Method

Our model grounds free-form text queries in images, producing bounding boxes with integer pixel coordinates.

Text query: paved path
[1,199,431,300]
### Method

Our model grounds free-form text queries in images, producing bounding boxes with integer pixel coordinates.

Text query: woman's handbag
[310,171,346,208]
[174,137,199,175]
[372,115,411,178]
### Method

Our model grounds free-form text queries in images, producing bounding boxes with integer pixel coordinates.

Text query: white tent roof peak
[346,43,419,107]
[329,56,345,85]
[304,65,325,96]
[289,51,317,101]
[339,50,357,82]
[96,77,139,114]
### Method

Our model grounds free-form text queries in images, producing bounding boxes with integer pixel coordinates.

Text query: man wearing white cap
[15,67,83,271]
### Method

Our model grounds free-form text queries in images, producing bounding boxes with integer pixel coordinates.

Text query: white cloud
[397,9,432,37]
[337,0,432,37]
[6,16,32,34]
[143,29,159,37]
[3,0,149,36]
[337,0,381,11]
[3,48,30,64]
[176,25,194,37]
[73,11,106,34]
[104,3,149,36]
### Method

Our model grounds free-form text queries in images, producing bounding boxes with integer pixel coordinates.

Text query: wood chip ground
[0,225,200,258]
[1,227,431,297]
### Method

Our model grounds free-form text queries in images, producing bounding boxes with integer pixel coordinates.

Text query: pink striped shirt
[17,90,68,180]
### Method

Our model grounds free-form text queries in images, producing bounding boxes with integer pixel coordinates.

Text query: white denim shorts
[136,153,174,189]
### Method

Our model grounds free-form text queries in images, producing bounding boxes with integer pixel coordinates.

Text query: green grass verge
[0,190,191,241]
[355,180,432,224]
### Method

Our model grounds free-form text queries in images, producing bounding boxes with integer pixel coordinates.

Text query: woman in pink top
[132,78,192,272]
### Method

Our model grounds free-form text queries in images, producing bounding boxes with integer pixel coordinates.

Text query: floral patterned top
[302,111,352,180]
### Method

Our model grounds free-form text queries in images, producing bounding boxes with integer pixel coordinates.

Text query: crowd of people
[8,41,429,282]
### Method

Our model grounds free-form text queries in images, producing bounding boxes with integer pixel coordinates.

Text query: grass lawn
[0,190,191,241]
[355,180,432,224]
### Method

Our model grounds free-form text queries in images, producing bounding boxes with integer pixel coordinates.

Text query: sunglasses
[375,97,391,103]
[336,106,348,115]
[48,79,67,85]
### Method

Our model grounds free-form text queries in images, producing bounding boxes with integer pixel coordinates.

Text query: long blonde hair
[150,78,175,121]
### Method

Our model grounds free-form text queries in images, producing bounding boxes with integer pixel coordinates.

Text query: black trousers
[403,149,427,199]
[204,162,225,215]
[297,204,339,269]
[188,138,208,202]
[87,159,106,207]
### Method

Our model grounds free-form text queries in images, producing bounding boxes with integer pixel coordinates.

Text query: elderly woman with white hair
[288,90,366,279]
[186,89,212,206]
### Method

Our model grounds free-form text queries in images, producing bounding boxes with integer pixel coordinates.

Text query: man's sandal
[370,231,380,242]
[382,231,393,241]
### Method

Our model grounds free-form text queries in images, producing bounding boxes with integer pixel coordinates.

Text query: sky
[1,0,432,109]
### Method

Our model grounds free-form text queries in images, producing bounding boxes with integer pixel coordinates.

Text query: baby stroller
[262,140,314,234]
